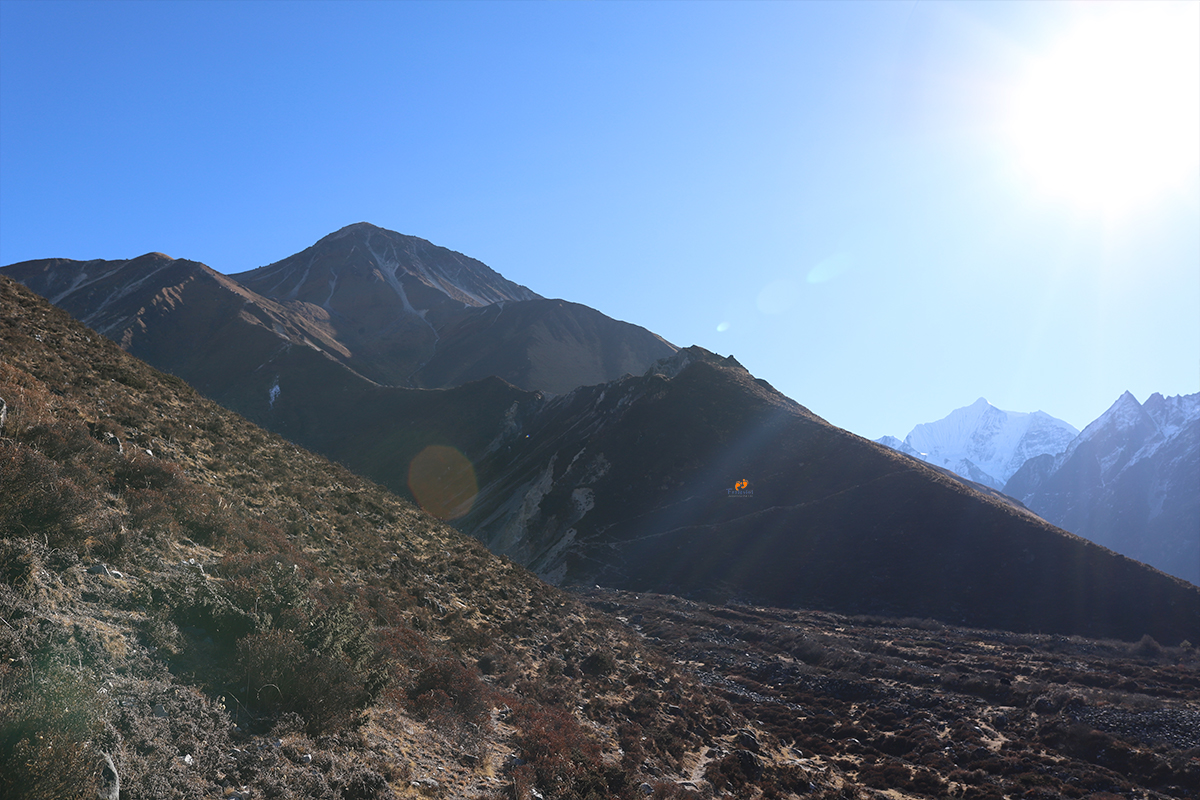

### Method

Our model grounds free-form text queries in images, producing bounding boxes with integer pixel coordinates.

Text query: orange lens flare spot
[407,445,478,520]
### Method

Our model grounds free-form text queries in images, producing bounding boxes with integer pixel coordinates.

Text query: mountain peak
[893,398,1078,490]
[234,223,540,311]
[646,345,743,379]
[1087,390,1149,432]
[317,221,404,245]
[1011,388,1199,584]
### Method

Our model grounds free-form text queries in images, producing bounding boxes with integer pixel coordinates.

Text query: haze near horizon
[1,0,1196,440]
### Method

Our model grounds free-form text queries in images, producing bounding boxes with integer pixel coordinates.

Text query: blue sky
[2,0,1197,440]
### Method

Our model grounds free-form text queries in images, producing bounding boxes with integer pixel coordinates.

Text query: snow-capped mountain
[876,398,1079,490]
[1005,391,1199,585]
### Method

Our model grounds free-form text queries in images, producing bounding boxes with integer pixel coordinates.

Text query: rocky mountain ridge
[4,230,1198,643]
[1005,390,1200,585]
[2,223,676,398]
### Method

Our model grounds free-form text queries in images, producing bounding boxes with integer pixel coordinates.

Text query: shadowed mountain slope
[449,348,1199,644]
[226,339,1200,645]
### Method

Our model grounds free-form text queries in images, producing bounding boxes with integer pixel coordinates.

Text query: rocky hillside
[582,588,1200,800]
[4,279,1199,800]
[0,276,836,800]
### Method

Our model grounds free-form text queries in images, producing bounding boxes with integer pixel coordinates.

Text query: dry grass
[0,276,836,798]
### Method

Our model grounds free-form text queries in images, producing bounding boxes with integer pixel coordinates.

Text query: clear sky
[2,0,1197,440]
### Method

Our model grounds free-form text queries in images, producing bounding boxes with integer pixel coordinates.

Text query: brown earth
[581,588,1200,800]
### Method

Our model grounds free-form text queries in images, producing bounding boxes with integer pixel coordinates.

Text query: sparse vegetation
[583,587,1200,800]
[4,269,1195,800]
[1,277,849,798]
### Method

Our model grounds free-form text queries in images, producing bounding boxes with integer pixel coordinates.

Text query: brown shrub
[407,659,493,731]
[235,628,371,735]
[112,452,183,492]
[509,700,610,800]
[0,442,94,548]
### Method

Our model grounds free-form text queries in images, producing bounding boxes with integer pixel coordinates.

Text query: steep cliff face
[1006,391,1200,585]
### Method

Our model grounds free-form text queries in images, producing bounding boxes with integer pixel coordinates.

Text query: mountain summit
[877,397,1078,490]
[234,222,540,310]
[2,223,676,397]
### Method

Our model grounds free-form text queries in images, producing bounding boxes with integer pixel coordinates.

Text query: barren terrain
[582,588,1200,799]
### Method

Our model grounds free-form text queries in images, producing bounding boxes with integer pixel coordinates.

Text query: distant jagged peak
[1066,389,1200,458]
[874,435,922,459]
[1079,390,1152,438]
[1142,390,1200,437]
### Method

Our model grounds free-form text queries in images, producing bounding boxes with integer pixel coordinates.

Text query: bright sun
[1005,3,1200,216]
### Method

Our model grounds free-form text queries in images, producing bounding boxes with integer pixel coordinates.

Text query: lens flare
[407,445,478,520]
[807,252,852,284]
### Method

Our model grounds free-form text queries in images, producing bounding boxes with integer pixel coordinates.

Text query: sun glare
[1005,3,1200,217]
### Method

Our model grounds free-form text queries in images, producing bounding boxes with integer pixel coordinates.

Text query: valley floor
[579,588,1200,800]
